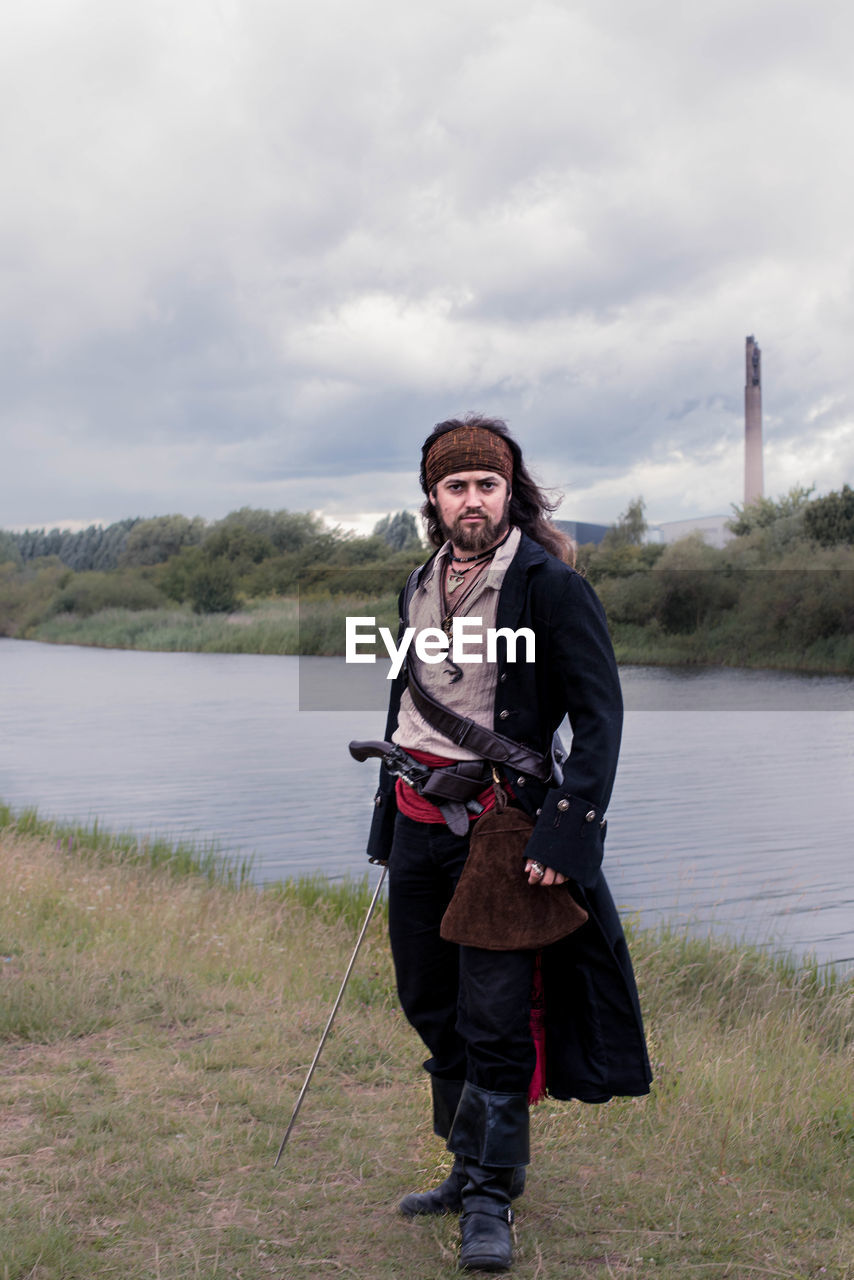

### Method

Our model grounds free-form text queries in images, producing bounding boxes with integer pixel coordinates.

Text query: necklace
[442,557,491,636]
[446,548,497,594]
[446,529,509,592]
[449,547,497,565]
[450,528,511,563]
[446,560,480,593]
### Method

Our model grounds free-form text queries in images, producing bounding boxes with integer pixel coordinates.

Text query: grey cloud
[1,0,853,530]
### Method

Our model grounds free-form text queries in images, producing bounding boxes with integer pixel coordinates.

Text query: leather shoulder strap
[405,659,552,781]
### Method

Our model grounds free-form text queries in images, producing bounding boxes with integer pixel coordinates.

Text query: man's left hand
[524,860,567,887]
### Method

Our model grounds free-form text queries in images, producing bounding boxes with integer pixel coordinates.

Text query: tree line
[1,488,852,670]
[0,507,424,632]
[0,518,140,572]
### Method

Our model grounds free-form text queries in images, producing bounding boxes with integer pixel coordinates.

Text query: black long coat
[366,531,652,1103]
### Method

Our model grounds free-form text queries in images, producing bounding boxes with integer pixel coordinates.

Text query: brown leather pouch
[439,806,588,950]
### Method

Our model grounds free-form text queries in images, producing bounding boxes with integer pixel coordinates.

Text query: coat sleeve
[363,577,412,864]
[362,659,408,864]
[522,572,623,888]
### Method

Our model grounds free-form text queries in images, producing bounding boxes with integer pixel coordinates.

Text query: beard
[438,498,511,553]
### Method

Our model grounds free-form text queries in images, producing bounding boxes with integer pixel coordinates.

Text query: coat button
[499,709,510,720]
[557,798,570,812]
[499,672,507,683]
[516,776,526,787]
[585,809,596,822]
[536,808,542,816]
[374,794,382,807]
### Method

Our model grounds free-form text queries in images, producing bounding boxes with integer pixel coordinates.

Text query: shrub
[48,572,167,618]
[728,485,815,536]
[596,572,659,626]
[186,560,238,614]
[650,536,740,634]
[803,484,854,547]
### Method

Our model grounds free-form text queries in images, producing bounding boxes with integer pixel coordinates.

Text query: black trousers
[387,811,537,1097]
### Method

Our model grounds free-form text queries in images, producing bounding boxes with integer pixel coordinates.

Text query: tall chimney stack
[744,335,763,504]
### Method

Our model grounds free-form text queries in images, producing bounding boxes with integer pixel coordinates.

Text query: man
[364,416,651,1272]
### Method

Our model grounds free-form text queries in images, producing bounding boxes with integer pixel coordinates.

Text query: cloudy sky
[2,0,853,535]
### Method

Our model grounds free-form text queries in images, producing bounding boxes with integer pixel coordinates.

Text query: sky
[2,0,853,536]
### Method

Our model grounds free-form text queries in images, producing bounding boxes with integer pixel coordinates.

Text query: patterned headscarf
[423,426,513,492]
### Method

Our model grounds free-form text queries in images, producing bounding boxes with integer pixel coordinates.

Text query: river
[1,638,852,969]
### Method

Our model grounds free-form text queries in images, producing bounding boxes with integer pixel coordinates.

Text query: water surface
[1,639,851,968]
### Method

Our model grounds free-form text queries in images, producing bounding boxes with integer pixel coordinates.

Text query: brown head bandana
[423,425,513,493]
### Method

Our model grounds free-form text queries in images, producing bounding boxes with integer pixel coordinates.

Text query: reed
[30,602,301,652]
[29,593,400,656]
[264,871,387,932]
[0,801,252,887]
[610,620,854,674]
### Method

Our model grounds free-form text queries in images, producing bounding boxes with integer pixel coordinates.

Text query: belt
[349,740,492,835]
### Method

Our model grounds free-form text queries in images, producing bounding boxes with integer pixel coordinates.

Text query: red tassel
[528,952,547,1105]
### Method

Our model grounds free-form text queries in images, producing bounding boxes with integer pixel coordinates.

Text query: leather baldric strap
[405,661,553,783]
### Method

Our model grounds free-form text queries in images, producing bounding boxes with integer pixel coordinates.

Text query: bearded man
[364,416,651,1272]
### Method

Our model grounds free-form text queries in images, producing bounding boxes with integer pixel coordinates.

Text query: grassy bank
[28,594,400,656]
[609,622,854,675]
[19,594,854,675]
[1,815,852,1278]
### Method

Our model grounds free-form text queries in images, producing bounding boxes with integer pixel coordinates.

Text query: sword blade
[273,864,388,1166]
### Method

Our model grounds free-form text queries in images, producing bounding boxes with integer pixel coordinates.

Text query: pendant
[446,572,466,592]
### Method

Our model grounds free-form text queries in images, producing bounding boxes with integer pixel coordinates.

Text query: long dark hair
[419,414,575,564]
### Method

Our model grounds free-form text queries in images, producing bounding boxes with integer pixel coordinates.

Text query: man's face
[432,470,511,553]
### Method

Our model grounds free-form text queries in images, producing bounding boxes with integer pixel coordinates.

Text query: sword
[273,864,388,1166]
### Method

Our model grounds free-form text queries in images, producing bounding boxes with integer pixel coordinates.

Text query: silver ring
[529,861,545,880]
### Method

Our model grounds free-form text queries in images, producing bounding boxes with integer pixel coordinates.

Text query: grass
[29,600,301,653]
[29,594,400,656]
[610,622,854,676]
[1,817,852,1279]
[0,802,252,889]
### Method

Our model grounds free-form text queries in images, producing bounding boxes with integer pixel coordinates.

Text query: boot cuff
[447,1081,530,1167]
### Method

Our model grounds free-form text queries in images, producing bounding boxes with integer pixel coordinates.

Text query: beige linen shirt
[392,526,522,761]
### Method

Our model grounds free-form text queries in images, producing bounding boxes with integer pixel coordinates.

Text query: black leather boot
[458,1163,516,1272]
[399,1078,526,1217]
[399,1157,526,1218]
[447,1082,530,1272]
[399,1154,467,1217]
